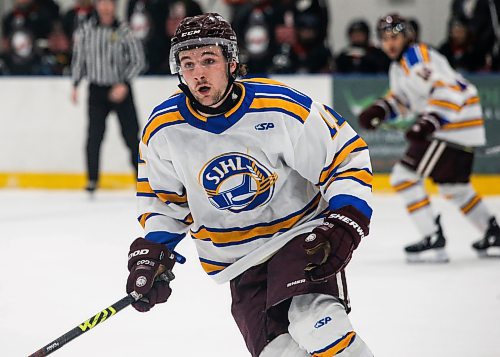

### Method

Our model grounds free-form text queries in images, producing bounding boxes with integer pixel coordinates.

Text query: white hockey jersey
[386,43,486,147]
[137,78,373,283]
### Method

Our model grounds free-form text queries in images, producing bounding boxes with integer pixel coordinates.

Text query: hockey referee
[71,0,145,193]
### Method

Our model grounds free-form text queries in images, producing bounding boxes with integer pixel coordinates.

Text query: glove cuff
[323,206,369,248]
[128,237,176,271]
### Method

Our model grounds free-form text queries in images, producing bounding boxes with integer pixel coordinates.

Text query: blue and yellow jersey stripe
[319,135,368,186]
[137,212,162,228]
[400,43,431,75]
[136,178,187,204]
[312,332,357,356]
[249,96,310,123]
[199,257,231,275]
[324,168,373,192]
[441,118,484,130]
[243,78,312,123]
[190,194,322,247]
[142,108,184,145]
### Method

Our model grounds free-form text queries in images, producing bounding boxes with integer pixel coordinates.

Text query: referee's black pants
[87,83,139,184]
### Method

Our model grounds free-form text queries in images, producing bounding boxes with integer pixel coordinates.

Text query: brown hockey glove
[303,206,369,282]
[358,99,389,130]
[405,113,441,142]
[126,238,176,312]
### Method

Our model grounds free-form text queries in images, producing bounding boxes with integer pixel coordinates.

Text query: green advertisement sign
[332,75,500,173]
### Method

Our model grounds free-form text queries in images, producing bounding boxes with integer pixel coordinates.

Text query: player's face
[179,45,237,108]
[381,32,406,60]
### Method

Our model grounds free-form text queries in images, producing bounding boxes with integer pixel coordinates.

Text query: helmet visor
[169,37,239,74]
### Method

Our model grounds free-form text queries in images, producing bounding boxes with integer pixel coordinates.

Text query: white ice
[1,190,499,357]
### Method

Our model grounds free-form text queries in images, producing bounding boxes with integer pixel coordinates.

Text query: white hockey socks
[390,163,437,237]
[439,183,491,232]
[288,293,373,356]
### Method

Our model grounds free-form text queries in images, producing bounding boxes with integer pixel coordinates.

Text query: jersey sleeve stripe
[311,331,357,356]
[190,194,321,246]
[243,79,313,109]
[142,111,184,145]
[328,194,372,219]
[137,213,162,228]
[250,97,310,123]
[324,168,373,192]
[428,99,462,111]
[441,118,484,130]
[137,179,187,204]
[319,135,368,185]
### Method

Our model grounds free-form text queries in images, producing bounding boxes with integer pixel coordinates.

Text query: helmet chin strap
[177,64,240,116]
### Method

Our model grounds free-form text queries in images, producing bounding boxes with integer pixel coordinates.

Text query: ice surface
[1,190,499,357]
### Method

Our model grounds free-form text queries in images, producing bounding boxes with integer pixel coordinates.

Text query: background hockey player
[125,13,374,357]
[358,13,500,262]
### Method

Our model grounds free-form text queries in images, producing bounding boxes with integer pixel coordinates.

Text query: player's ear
[229,61,237,76]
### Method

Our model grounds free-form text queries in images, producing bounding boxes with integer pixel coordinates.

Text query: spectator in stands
[335,19,390,73]
[282,11,333,73]
[270,0,330,73]
[127,0,170,74]
[232,0,278,74]
[2,0,58,49]
[469,0,500,70]
[0,29,51,75]
[439,18,485,72]
[164,0,203,72]
[62,0,95,40]
[42,20,72,75]
[450,0,500,70]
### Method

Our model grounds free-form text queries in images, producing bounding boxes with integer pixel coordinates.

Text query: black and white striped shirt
[71,17,145,86]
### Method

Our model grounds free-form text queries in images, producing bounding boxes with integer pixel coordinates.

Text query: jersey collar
[177,82,255,134]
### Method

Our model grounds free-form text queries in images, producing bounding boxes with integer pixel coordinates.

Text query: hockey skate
[405,215,449,263]
[472,217,500,257]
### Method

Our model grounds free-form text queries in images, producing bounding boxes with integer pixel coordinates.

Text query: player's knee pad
[259,333,309,357]
[390,162,420,187]
[288,293,373,356]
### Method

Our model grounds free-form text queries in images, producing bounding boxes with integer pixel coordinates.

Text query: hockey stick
[28,271,174,357]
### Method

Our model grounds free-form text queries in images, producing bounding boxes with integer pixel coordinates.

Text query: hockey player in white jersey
[358,13,500,262]
[125,13,374,357]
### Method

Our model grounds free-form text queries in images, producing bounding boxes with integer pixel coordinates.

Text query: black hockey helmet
[376,13,409,39]
[169,13,239,74]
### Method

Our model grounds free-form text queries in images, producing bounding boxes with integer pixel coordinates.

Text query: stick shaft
[28,294,135,357]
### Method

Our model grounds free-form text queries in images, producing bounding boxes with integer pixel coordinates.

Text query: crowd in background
[1,0,499,76]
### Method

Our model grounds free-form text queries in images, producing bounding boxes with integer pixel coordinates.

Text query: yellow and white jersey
[137,78,373,283]
[387,43,485,147]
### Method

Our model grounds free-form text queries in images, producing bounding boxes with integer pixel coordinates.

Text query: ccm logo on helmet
[181,30,201,37]
[128,249,149,259]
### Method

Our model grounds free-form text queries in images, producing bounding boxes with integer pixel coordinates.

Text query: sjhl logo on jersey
[199,153,278,213]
